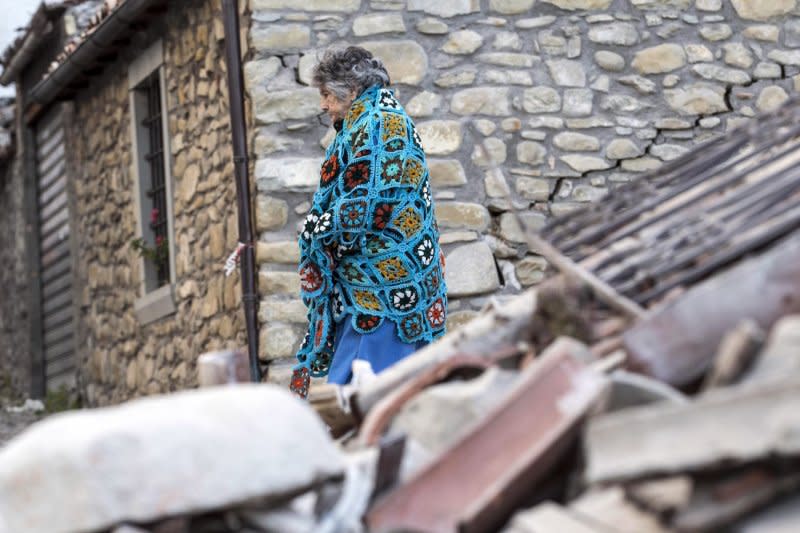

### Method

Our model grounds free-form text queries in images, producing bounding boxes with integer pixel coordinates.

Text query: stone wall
[0,108,32,404]
[244,0,800,380]
[69,0,247,406]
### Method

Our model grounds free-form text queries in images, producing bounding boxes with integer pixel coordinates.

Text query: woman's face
[319,86,355,123]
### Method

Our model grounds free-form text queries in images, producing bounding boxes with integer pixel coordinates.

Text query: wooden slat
[35,113,62,145]
[46,352,76,380]
[44,321,73,348]
[40,227,70,257]
[44,337,73,363]
[40,240,70,274]
[36,126,64,158]
[39,207,69,239]
[42,305,73,331]
[37,142,65,181]
[42,290,72,317]
[38,161,66,199]
[39,189,68,221]
[41,269,71,301]
[38,174,66,208]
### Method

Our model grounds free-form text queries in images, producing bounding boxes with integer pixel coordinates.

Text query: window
[129,41,176,324]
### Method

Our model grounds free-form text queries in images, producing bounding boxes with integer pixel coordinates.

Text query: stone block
[256,196,289,232]
[756,85,789,112]
[444,241,501,297]
[554,132,600,152]
[259,297,308,324]
[243,58,281,95]
[542,0,613,9]
[477,53,539,67]
[471,138,507,167]
[606,138,644,160]
[407,0,480,18]
[665,84,728,116]
[498,212,547,243]
[515,176,552,201]
[417,121,462,155]
[546,59,587,87]
[361,41,428,85]
[489,0,536,13]
[561,155,612,173]
[692,64,751,85]
[259,271,301,296]
[588,23,639,46]
[250,24,310,51]
[435,202,491,231]
[252,0,361,9]
[563,89,593,116]
[768,49,800,66]
[699,24,732,41]
[442,30,484,55]
[260,324,302,360]
[416,18,449,34]
[650,144,689,161]
[406,91,443,117]
[723,43,754,68]
[743,25,780,42]
[450,88,511,116]
[731,0,796,21]
[353,13,405,36]
[632,44,686,74]
[255,158,322,192]
[685,43,713,63]
[516,141,547,166]
[252,88,319,124]
[755,62,782,79]
[484,169,511,198]
[594,50,625,71]
[256,240,300,264]
[522,86,562,113]
[428,160,467,187]
[621,156,663,172]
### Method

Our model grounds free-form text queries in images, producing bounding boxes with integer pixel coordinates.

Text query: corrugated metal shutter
[35,106,75,391]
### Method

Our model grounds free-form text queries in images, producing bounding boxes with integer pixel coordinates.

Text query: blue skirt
[327,315,429,385]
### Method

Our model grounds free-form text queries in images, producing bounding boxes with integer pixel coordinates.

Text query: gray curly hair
[312,46,391,100]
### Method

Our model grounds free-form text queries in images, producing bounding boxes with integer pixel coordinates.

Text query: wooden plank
[38,174,66,208]
[39,207,69,239]
[44,321,73,348]
[36,126,64,158]
[40,227,70,257]
[42,290,72,317]
[585,377,800,485]
[36,142,65,181]
[45,353,76,382]
[40,241,70,275]
[42,305,73,331]
[39,189,68,223]
[44,337,73,363]
[41,270,72,301]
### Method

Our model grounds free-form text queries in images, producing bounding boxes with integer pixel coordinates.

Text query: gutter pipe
[221,0,261,382]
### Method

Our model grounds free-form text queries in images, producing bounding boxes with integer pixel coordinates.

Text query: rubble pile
[3,87,800,533]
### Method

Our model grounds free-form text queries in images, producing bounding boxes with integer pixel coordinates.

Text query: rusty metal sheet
[365,343,608,533]
[624,233,800,387]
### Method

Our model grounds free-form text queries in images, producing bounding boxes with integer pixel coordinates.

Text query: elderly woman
[290,46,447,398]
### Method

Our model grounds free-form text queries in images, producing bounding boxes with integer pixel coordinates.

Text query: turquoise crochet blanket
[292,84,448,394]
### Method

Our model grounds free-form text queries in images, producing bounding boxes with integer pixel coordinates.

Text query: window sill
[134,284,176,325]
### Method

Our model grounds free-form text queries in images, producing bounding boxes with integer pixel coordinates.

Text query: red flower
[155,235,165,247]
[150,208,159,225]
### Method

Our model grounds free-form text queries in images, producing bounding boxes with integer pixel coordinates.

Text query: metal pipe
[221,0,261,382]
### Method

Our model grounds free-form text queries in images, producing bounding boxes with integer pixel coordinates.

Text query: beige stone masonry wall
[70,0,246,405]
[245,0,800,382]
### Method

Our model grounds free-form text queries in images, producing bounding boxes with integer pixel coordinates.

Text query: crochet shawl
[290,85,448,397]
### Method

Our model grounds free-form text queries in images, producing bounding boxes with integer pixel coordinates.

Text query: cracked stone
[665,84,729,116]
